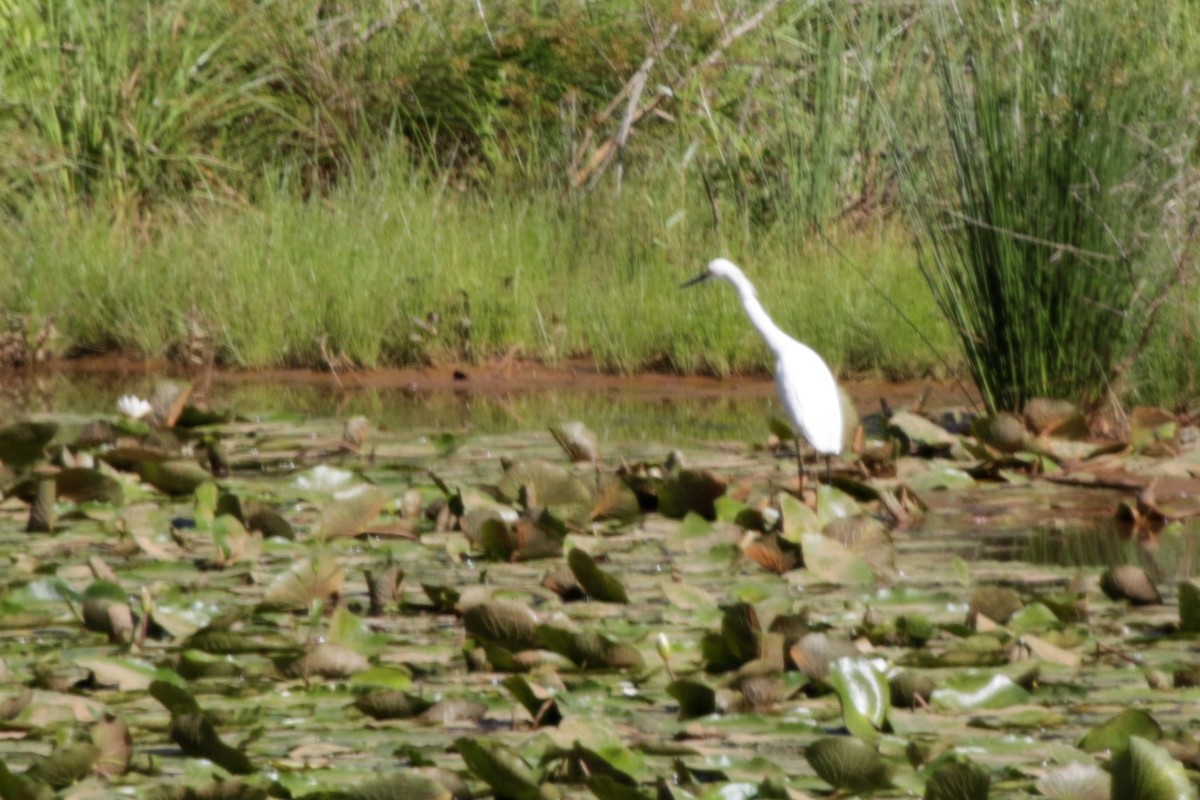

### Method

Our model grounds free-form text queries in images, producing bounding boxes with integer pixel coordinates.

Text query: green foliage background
[0,0,1196,407]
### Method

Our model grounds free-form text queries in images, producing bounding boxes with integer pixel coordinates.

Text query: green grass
[0,155,953,379]
[892,1,1198,412]
[1,0,1197,408]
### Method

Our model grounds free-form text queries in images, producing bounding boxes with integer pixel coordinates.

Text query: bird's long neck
[731,279,789,354]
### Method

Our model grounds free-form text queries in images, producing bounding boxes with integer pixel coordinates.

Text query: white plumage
[684,258,842,483]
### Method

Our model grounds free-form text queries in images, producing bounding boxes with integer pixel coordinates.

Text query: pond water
[2,363,1197,798]
[1,362,1186,578]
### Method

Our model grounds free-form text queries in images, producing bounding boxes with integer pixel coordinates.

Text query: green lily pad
[1078,709,1162,754]
[0,420,57,468]
[1178,579,1200,633]
[464,600,541,652]
[828,657,890,742]
[800,532,875,587]
[930,672,1030,711]
[25,742,99,789]
[1110,736,1196,800]
[657,468,726,520]
[567,548,629,603]
[804,736,891,793]
[454,736,559,800]
[666,679,717,720]
[923,756,990,800]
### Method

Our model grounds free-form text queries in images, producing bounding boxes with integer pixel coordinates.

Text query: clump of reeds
[896,1,1195,411]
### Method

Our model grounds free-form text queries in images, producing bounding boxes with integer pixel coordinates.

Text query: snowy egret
[683,258,843,489]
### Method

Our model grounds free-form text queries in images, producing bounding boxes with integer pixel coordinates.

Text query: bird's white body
[696,258,843,457]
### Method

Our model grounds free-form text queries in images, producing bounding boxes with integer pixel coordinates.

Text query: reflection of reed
[1023,522,1200,582]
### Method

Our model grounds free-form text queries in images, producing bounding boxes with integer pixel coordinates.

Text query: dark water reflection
[0,367,780,443]
[1022,522,1200,581]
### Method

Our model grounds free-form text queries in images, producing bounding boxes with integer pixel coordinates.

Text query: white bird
[683,258,843,489]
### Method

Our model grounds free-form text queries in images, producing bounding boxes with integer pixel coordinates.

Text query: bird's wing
[774,343,843,455]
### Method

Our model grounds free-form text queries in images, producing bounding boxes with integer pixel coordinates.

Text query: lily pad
[549,421,600,463]
[463,600,541,652]
[657,468,726,520]
[567,548,629,603]
[1110,736,1196,800]
[1078,709,1162,754]
[804,736,891,793]
[800,532,875,587]
[454,736,559,800]
[923,757,990,800]
[0,420,58,468]
[828,657,890,742]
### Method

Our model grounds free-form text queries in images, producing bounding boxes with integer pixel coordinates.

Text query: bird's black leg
[795,436,806,494]
[824,454,833,485]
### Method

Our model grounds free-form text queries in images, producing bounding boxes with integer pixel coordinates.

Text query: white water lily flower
[117,394,153,420]
[294,464,354,493]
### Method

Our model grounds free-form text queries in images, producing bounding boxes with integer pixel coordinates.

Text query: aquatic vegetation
[2,383,1200,797]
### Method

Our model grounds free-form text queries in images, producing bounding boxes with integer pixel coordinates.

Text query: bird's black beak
[681,272,710,289]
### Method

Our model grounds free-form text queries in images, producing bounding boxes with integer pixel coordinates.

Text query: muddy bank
[23,355,978,412]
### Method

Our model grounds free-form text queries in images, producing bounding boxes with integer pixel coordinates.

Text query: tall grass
[0,152,949,376]
[895,1,1196,411]
[3,0,1198,406]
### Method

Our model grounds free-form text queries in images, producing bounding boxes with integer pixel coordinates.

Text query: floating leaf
[71,655,170,692]
[138,459,213,496]
[320,485,390,539]
[91,714,132,777]
[888,412,955,453]
[1035,761,1110,800]
[1078,709,1162,754]
[300,772,450,800]
[657,469,726,520]
[496,460,592,507]
[804,737,891,793]
[0,420,57,468]
[969,586,1024,626]
[463,600,541,651]
[1180,579,1200,633]
[549,421,599,463]
[502,675,562,727]
[81,580,135,643]
[0,761,52,800]
[353,691,432,720]
[567,548,629,603]
[779,492,820,541]
[261,556,345,610]
[537,626,644,671]
[800,532,874,587]
[589,475,640,522]
[169,712,255,775]
[1110,736,1196,800]
[1100,565,1162,605]
[931,672,1030,711]
[666,679,717,720]
[278,643,370,680]
[923,757,990,800]
[25,742,99,789]
[454,737,558,800]
[789,633,859,681]
[828,657,890,742]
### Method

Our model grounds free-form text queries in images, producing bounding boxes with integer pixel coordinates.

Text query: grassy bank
[1,0,1197,407]
[1,159,954,379]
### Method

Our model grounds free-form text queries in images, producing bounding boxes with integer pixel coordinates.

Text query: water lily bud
[656,632,672,663]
